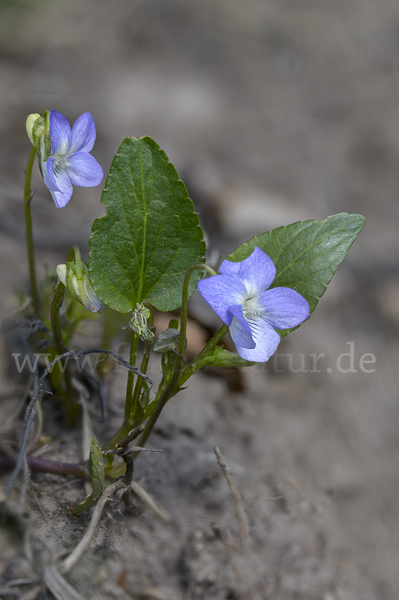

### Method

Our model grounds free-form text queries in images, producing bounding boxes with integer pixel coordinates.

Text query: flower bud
[26,110,52,164]
[57,246,105,313]
[56,264,67,286]
[26,114,41,146]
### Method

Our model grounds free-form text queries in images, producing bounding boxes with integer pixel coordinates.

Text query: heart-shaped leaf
[89,137,206,312]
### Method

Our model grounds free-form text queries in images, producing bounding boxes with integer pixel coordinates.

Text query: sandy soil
[1,1,399,598]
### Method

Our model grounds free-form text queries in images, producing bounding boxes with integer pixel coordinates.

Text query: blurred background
[1,0,399,598]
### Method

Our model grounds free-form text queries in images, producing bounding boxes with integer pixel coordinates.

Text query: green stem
[124,331,139,424]
[120,363,181,473]
[178,323,229,387]
[50,280,77,420]
[51,281,67,356]
[116,325,229,470]
[24,146,41,318]
[133,264,218,460]
[105,311,155,454]
[50,248,75,349]
[130,308,153,417]
[104,421,135,453]
[108,263,219,476]
[178,263,216,358]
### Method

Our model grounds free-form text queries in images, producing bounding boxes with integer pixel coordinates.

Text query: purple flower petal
[198,246,309,362]
[50,168,73,208]
[69,112,97,154]
[66,152,104,187]
[258,287,310,329]
[49,110,71,155]
[228,305,256,349]
[42,158,60,192]
[235,318,281,362]
[219,260,241,276]
[198,274,247,325]
[42,111,103,207]
[221,247,276,297]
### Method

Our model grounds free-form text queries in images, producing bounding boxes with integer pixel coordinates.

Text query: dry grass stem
[130,480,171,522]
[59,479,126,574]
[214,446,250,550]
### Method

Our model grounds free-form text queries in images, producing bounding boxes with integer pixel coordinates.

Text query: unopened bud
[56,264,67,286]
[26,110,52,164]
[26,114,41,146]
[57,246,105,313]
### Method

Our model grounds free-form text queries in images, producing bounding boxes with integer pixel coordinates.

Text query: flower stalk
[178,323,229,387]
[50,280,78,421]
[123,331,139,424]
[24,146,41,318]
[105,309,153,453]
[107,265,215,473]
[113,264,219,471]
[178,263,217,359]
[129,306,154,418]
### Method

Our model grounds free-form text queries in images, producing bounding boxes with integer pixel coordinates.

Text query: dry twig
[214,446,250,550]
[59,479,126,574]
[44,565,88,600]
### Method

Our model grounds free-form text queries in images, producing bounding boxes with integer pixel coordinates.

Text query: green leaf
[195,346,255,369]
[73,436,105,514]
[227,213,365,336]
[89,137,206,312]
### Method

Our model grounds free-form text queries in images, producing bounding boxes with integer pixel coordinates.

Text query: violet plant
[14,109,365,511]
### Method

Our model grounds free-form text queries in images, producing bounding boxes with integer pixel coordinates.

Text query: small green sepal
[194,346,255,370]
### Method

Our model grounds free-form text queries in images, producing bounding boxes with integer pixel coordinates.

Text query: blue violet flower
[42,110,104,208]
[198,247,310,362]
